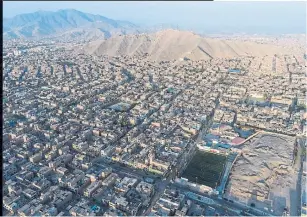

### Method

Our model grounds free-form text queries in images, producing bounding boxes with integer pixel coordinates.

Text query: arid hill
[84,29,293,61]
[3,9,138,40]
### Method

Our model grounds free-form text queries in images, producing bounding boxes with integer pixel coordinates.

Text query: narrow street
[141,166,177,215]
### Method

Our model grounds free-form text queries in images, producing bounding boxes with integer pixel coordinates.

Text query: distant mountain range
[3,9,140,40]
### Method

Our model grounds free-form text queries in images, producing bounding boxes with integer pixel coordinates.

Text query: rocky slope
[85,29,293,61]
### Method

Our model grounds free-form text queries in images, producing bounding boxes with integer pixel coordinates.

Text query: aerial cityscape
[2,1,307,217]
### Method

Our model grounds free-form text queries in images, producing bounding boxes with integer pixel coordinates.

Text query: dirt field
[224,133,299,216]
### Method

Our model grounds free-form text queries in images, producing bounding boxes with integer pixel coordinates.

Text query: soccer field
[182,149,227,188]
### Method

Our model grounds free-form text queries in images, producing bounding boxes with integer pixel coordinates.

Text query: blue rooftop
[228,69,241,73]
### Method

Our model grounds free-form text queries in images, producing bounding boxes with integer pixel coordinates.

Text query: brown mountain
[84,29,292,61]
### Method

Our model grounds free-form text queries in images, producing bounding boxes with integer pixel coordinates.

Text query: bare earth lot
[224,133,299,216]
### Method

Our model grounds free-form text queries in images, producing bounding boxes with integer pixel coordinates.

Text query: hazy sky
[3,1,306,34]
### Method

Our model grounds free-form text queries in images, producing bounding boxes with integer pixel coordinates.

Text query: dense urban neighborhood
[3,34,307,217]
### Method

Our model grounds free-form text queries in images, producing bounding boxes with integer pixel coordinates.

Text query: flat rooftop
[224,133,298,216]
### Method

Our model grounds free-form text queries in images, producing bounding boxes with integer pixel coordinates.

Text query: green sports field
[182,149,227,188]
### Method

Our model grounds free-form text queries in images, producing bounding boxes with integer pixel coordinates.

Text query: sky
[3,1,306,34]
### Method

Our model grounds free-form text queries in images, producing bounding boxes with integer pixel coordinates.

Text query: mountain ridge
[84,29,293,61]
[3,9,139,40]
